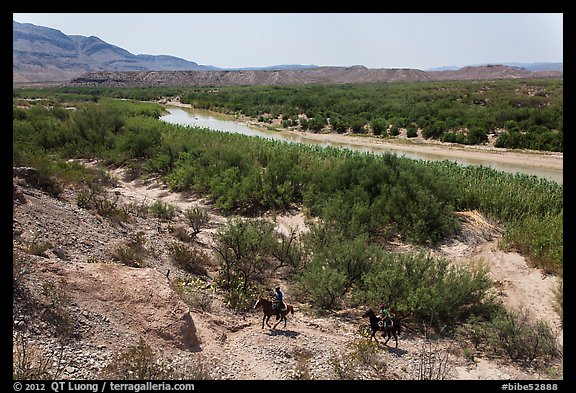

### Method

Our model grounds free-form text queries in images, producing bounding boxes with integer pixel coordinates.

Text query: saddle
[378,318,393,329]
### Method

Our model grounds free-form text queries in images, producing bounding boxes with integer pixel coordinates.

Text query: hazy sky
[13,13,563,70]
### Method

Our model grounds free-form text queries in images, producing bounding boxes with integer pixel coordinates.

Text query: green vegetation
[12,88,562,348]
[174,79,563,151]
[458,308,560,368]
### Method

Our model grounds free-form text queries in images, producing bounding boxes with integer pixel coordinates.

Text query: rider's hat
[275,286,280,290]
[380,303,386,308]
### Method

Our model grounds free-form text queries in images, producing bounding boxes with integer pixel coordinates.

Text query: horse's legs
[266,315,273,328]
[370,329,378,343]
[272,314,286,330]
[261,314,266,329]
[383,330,391,346]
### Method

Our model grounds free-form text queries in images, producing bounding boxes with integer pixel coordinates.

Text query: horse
[362,308,402,348]
[254,298,294,330]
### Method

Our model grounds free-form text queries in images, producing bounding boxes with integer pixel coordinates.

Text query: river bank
[160,99,563,183]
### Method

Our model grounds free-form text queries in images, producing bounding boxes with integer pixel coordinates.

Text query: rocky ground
[12,162,563,381]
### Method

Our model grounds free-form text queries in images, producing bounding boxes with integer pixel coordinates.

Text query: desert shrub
[184,206,209,237]
[167,243,209,276]
[111,231,147,267]
[13,332,64,380]
[458,308,561,368]
[13,253,32,295]
[150,200,176,220]
[270,227,304,272]
[486,308,560,367]
[41,278,75,339]
[355,251,500,330]
[76,185,129,224]
[92,193,129,223]
[100,337,176,380]
[412,328,455,380]
[125,199,150,218]
[553,279,563,322]
[23,233,53,257]
[170,225,192,242]
[406,124,418,138]
[18,162,62,197]
[329,338,385,379]
[297,223,376,309]
[213,218,276,292]
[466,126,488,145]
[370,118,388,136]
[171,277,215,312]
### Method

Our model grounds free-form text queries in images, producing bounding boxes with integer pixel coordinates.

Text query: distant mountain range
[13,20,217,82]
[13,20,563,84]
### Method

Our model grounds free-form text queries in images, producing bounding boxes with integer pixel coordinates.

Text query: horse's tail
[289,305,294,315]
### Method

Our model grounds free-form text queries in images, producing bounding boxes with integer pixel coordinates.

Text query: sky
[12,13,563,70]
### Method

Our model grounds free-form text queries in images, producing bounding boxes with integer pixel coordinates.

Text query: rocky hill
[13,21,214,83]
[12,161,563,380]
[427,64,562,81]
[64,64,561,88]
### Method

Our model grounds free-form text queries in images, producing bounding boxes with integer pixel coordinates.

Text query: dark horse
[254,298,294,329]
[362,308,402,348]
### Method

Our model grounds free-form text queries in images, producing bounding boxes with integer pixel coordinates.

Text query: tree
[371,118,388,136]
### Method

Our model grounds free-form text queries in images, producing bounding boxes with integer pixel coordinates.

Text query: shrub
[213,218,276,292]
[356,251,500,330]
[486,308,560,367]
[167,243,209,276]
[100,337,176,380]
[170,225,192,242]
[23,234,53,257]
[13,253,31,295]
[150,200,176,220]
[184,206,209,237]
[111,231,147,267]
[412,328,455,380]
[171,278,214,312]
[458,308,561,369]
[329,338,385,379]
[41,278,75,339]
[13,333,64,380]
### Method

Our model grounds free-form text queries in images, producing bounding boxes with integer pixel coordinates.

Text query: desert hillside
[12,162,563,381]
[63,64,562,88]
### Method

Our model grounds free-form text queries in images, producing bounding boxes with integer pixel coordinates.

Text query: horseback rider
[379,303,393,329]
[272,286,285,320]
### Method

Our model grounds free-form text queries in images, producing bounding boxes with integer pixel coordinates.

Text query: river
[161,105,563,184]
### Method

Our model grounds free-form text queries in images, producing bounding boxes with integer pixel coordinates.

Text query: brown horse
[362,308,402,348]
[254,298,294,329]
